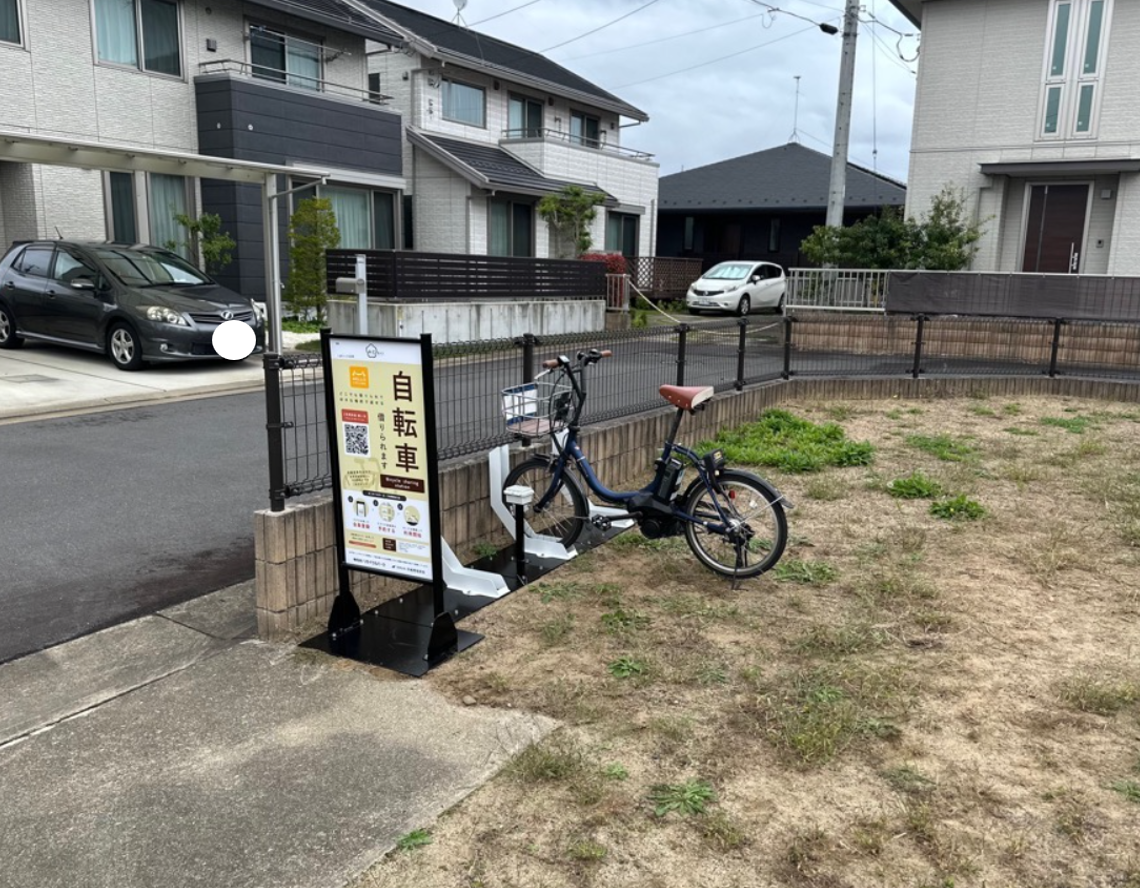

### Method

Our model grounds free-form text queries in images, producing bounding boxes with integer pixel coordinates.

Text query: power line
[469,0,545,27]
[541,0,664,53]
[615,22,824,89]
[562,10,772,61]
[866,20,917,74]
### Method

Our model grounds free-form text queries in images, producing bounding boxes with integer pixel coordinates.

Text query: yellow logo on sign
[349,366,369,389]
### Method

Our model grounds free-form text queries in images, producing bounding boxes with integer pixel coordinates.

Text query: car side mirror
[750,275,761,283]
[70,278,96,291]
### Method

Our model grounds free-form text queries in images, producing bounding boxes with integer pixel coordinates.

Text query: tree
[800,186,986,270]
[284,197,340,322]
[166,212,236,274]
[538,185,606,257]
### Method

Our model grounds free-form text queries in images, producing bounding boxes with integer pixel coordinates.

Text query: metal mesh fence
[265,313,1140,508]
[919,317,1053,377]
[433,337,520,460]
[1056,320,1140,382]
[536,325,682,425]
[788,312,915,378]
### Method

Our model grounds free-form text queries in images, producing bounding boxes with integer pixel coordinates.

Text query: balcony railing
[500,127,654,161]
[196,59,392,105]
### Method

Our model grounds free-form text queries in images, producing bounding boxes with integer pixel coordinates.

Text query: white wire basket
[501,377,576,438]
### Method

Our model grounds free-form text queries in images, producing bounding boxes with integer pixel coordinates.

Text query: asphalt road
[0,393,268,663]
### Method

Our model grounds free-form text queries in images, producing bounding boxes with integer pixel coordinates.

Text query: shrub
[580,252,627,275]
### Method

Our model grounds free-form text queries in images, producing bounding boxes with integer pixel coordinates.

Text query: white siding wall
[412,149,472,254]
[907,0,1140,273]
[0,0,369,241]
[506,140,659,256]
[366,47,658,258]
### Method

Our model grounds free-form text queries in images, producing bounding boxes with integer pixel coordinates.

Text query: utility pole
[825,0,861,229]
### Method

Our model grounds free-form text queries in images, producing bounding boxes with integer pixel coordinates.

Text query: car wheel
[736,294,751,317]
[0,304,24,349]
[774,292,786,314]
[108,322,145,371]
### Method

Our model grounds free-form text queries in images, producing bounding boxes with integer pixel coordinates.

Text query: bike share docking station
[301,332,631,677]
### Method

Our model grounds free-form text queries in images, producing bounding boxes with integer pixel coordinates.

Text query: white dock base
[441,540,510,599]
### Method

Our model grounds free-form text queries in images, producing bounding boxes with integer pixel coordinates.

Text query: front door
[1022,184,1089,273]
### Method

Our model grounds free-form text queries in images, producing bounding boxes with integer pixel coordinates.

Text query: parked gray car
[0,240,264,371]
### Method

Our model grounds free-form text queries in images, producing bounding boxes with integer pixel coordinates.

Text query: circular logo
[221,310,234,321]
[405,506,421,527]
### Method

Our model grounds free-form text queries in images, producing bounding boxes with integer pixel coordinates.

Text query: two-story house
[355,0,659,260]
[890,0,1140,276]
[0,0,405,300]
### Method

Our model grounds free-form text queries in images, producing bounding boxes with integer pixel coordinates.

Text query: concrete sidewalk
[0,583,554,888]
[0,341,269,422]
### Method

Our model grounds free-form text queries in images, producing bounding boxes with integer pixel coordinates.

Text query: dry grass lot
[349,394,1140,888]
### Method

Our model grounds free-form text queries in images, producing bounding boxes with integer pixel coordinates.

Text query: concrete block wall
[327,298,607,343]
[792,313,1140,371]
[254,370,1140,639]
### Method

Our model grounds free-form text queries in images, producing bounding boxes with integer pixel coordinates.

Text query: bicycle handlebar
[540,349,612,371]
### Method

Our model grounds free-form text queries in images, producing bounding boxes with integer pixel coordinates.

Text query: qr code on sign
[344,422,369,456]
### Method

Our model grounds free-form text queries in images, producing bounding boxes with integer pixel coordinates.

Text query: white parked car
[686,261,787,316]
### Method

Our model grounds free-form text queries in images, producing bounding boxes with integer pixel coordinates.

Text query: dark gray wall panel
[195,76,402,174]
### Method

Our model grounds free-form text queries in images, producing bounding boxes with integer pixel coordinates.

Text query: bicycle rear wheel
[503,457,588,549]
[681,469,787,578]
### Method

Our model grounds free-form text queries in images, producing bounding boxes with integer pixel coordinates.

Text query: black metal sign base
[301,526,624,677]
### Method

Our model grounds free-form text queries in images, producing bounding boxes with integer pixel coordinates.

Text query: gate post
[735,318,747,391]
[676,324,689,386]
[912,315,927,380]
[1048,318,1065,377]
[263,353,286,512]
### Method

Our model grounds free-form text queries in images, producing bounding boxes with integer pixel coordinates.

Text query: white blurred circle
[212,319,256,361]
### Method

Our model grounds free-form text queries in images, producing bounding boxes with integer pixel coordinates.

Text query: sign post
[319,329,460,672]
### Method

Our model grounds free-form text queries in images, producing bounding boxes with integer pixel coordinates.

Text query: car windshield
[92,247,212,287]
[703,263,753,281]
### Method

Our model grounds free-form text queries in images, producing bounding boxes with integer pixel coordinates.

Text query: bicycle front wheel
[681,469,787,579]
[503,457,588,549]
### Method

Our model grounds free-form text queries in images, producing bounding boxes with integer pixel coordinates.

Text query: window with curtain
[442,79,485,127]
[324,187,371,250]
[250,25,322,91]
[108,172,138,243]
[1,0,22,45]
[488,199,533,257]
[94,0,181,75]
[570,111,601,148]
[148,174,187,257]
[1040,0,1112,138]
[508,95,543,138]
[605,212,638,258]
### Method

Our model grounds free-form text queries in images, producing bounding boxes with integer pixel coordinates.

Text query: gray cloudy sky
[405,0,920,183]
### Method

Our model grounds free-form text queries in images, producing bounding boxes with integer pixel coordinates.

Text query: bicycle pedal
[590,514,612,532]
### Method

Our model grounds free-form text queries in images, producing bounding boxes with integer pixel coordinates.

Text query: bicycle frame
[532,360,741,536]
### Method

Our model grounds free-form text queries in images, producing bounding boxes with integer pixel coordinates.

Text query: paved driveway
[0,341,264,421]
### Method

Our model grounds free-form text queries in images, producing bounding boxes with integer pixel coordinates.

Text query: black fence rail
[326,251,606,302]
[264,312,1140,509]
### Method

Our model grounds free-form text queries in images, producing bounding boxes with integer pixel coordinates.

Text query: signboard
[323,334,441,585]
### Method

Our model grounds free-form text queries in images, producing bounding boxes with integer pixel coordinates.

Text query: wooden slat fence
[326,251,606,301]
